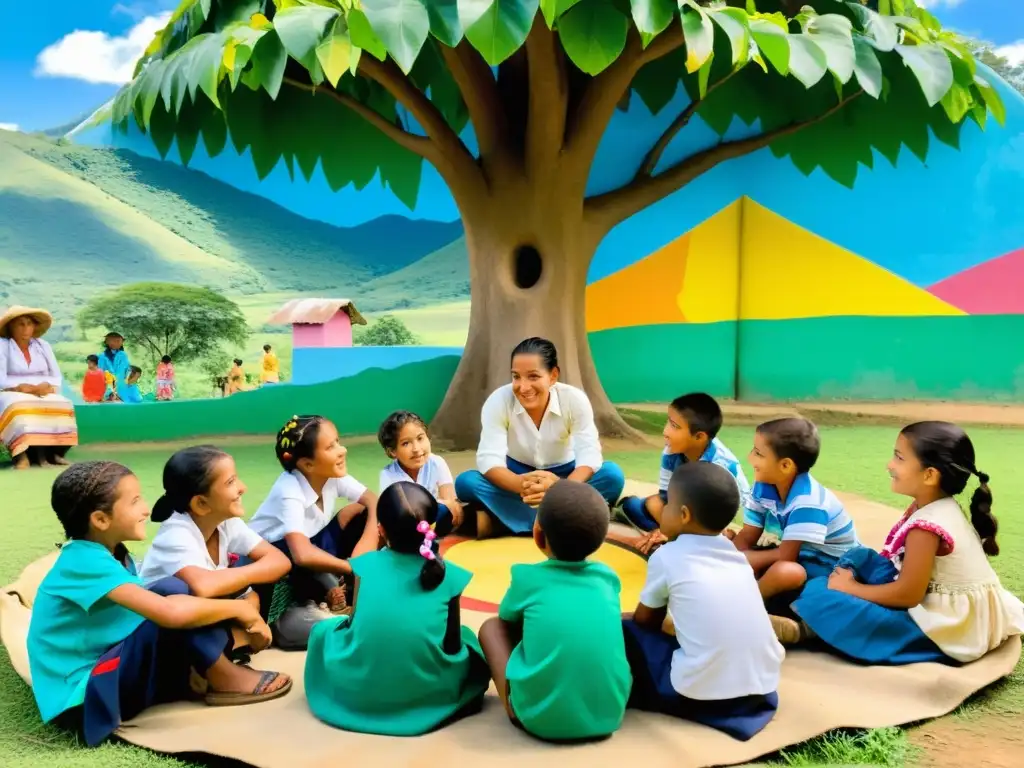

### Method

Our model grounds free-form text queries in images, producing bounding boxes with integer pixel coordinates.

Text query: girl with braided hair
[773,421,1024,665]
[27,461,292,747]
[248,415,379,616]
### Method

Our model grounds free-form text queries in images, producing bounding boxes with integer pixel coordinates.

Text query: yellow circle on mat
[445,538,647,612]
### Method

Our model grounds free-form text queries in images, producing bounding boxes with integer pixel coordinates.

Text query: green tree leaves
[559,0,628,75]
[459,0,539,66]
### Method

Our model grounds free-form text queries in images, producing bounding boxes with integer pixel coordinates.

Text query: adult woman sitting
[0,306,78,470]
[454,337,625,538]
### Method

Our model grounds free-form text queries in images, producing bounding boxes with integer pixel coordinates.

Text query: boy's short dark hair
[537,480,609,562]
[669,392,723,439]
[86,354,98,364]
[667,462,740,533]
[263,344,272,352]
[757,417,820,474]
[129,365,142,376]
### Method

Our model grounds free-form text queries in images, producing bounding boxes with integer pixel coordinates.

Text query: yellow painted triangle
[740,199,964,320]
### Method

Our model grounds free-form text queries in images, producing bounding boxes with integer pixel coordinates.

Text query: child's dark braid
[51,462,135,563]
[275,414,325,472]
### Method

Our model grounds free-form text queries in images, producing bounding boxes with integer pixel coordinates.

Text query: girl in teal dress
[305,481,491,736]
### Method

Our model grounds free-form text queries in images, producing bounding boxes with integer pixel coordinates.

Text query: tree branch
[524,16,569,177]
[438,41,507,164]
[634,68,742,180]
[564,25,684,188]
[283,76,434,159]
[586,91,863,233]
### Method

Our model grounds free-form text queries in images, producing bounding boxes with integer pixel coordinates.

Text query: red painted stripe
[92,657,121,676]
[460,596,498,613]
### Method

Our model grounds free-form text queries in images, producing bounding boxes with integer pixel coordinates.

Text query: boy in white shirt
[622,462,784,741]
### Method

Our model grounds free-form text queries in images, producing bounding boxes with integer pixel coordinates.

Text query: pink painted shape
[928,247,1024,315]
[292,312,353,348]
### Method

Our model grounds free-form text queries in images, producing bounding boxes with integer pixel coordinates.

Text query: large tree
[109,0,1004,447]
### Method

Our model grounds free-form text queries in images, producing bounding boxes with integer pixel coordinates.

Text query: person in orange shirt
[82,355,106,403]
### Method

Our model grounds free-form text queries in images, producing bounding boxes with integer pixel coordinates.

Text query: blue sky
[0,0,1020,133]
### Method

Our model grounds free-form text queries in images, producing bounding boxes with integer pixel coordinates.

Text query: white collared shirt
[139,512,262,586]
[641,534,784,700]
[379,454,453,500]
[476,382,603,474]
[248,470,368,542]
[0,337,62,389]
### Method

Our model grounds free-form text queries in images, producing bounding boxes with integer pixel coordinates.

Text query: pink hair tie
[417,520,437,560]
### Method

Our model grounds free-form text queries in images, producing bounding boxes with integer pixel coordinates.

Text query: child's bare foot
[637,530,668,555]
[203,657,291,706]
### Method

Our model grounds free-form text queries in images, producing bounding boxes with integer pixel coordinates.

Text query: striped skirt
[0,392,78,457]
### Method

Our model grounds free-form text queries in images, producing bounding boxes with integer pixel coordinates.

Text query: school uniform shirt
[640,534,784,701]
[27,540,146,723]
[499,559,631,740]
[249,470,368,543]
[658,438,752,507]
[379,454,454,500]
[139,512,263,586]
[476,382,603,474]
[743,473,859,559]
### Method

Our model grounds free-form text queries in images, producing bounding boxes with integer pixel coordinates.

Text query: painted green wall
[77,356,461,444]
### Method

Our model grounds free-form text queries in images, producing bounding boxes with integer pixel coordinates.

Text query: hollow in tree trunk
[428,193,643,450]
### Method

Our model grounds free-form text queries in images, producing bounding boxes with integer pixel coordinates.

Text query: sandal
[205,670,292,707]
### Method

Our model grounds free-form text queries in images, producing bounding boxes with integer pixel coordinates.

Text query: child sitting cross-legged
[619,392,750,554]
[623,461,784,741]
[478,480,632,743]
[305,481,491,736]
[734,418,859,608]
[28,462,291,748]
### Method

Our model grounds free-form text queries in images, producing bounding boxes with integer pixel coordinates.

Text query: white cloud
[34,13,171,85]
[995,41,1024,67]
[0,123,19,132]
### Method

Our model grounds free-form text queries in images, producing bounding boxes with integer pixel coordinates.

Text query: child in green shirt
[28,461,292,747]
[479,480,632,742]
[305,481,491,736]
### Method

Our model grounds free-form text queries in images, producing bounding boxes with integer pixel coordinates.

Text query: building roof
[267,298,367,326]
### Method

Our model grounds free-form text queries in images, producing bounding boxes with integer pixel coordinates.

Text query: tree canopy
[355,314,421,345]
[110,0,1004,231]
[79,282,249,364]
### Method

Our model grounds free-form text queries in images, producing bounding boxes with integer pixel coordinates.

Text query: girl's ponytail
[418,525,446,591]
[378,483,447,591]
[969,471,999,556]
[151,494,177,524]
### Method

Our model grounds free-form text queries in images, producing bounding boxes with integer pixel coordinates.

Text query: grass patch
[2,421,1022,767]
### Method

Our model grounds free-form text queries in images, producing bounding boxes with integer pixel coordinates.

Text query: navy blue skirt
[791,547,955,666]
[621,619,778,741]
[80,577,232,746]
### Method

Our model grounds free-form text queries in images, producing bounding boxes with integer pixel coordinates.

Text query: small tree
[356,314,420,345]
[78,282,248,364]
[110,0,1004,446]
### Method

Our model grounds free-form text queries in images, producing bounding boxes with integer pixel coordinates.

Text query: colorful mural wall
[44,64,1024,416]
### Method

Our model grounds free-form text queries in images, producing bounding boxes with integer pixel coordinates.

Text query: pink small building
[268,298,367,349]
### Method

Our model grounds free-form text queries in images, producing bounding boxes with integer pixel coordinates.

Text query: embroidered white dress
[0,338,77,456]
[883,497,1024,662]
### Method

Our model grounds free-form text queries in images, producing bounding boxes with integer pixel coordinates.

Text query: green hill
[359,237,470,310]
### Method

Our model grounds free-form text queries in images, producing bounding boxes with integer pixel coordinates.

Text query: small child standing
[622,462,784,741]
[81,355,106,403]
[119,366,144,403]
[479,481,631,743]
[155,356,175,401]
[248,415,379,619]
[378,410,463,535]
[774,421,1024,664]
[27,462,291,746]
[225,359,245,396]
[620,393,750,548]
[139,446,291,640]
[260,344,280,385]
[734,417,859,605]
[305,482,491,736]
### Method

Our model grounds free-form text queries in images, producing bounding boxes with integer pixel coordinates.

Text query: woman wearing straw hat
[0,306,78,470]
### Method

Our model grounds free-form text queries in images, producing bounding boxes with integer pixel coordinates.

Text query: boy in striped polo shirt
[620,393,751,538]
[734,417,859,603]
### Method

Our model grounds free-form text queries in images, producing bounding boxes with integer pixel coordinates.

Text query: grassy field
[1,420,1021,767]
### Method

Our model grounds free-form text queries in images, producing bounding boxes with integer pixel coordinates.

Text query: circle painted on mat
[444,537,647,613]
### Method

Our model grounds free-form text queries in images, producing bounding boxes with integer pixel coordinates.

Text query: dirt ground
[910,715,1023,767]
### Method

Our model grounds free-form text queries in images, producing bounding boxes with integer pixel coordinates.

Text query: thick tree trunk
[428,179,643,450]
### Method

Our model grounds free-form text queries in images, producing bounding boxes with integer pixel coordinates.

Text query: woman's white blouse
[0,338,63,389]
[476,382,603,474]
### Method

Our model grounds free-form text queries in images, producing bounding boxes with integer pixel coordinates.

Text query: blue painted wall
[292,346,464,385]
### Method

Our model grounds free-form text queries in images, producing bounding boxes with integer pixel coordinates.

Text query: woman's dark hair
[161,355,172,364]
[378,410,428,453]
[901,421,998,556]
[510,337,558,372]
[51,461,135,563]
[151,445,230,523]
[233,358,243,366]
[275,415,325,472]
[378,482,445,591]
